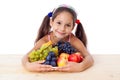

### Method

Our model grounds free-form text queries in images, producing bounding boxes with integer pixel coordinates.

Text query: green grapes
[28,50,40,62]
[28,41,58,62]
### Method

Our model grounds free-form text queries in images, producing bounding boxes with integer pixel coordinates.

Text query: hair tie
[48,12,53,17]
[76,19,80,24]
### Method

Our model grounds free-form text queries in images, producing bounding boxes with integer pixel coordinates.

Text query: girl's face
[50,11,74,39]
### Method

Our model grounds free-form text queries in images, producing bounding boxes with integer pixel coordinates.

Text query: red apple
[68,54,78,62]
[68,52,83,63]
[75,52,83,63]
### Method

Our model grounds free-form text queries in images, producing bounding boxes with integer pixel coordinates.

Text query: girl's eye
[66,24,71,27]
[57,22,61,25]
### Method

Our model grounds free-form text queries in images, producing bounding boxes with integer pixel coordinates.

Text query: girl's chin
[55,34,65,39]
[55,35,64,39]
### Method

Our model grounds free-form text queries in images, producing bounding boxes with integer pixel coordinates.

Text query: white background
[0,0,120,54]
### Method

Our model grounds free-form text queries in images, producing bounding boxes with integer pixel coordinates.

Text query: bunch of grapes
[43,51,57,67]
[28,41,58,62]
[28,50,40,62]
[56,41,77,54]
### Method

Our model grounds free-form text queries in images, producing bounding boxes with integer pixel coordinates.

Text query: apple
[57,57,67,67]
[57,53,69,67]
[68,52,83,63]
[68,54,78,62]
[59,53,69,59]
[75,52,83,63]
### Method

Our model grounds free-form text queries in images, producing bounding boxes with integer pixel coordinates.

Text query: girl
[22,5,94,72]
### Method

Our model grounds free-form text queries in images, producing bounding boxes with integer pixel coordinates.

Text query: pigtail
[35,15,51,43]
[75,23,87,47]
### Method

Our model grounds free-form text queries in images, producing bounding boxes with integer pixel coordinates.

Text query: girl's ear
[72,25,75,31]
[50,19,53,27]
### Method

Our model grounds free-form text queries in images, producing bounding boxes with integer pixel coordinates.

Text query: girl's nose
[60,25,65,31]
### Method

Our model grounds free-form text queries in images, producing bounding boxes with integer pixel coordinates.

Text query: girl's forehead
[55,11,73,20]
[57,11,72,16]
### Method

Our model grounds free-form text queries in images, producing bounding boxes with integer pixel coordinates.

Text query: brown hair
[35,6,87,47]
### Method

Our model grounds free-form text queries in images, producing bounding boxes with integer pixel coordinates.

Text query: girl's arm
[71,36,94,71]
[22,49,33,69]
[22,39,44,69]
[22,38,54,72]
[56,35,94,72]
[73,37,94,71]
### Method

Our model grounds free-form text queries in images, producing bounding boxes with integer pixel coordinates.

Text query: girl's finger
[36,60,45,64]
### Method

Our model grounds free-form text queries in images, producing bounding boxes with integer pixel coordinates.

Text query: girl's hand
[56,61,81,72]
[25,60,54,72]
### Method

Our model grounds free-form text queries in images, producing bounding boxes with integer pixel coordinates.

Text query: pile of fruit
[28,41,83,67]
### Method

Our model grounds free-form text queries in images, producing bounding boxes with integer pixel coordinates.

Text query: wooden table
[0,54,120,80]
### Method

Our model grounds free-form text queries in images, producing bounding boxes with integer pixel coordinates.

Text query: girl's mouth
[56,30,65,35]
